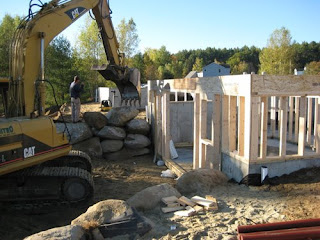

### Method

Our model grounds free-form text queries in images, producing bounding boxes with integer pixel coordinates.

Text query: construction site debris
[161,194,219,217]
[161,169,176,178]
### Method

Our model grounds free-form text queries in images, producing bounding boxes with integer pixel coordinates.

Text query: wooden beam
[193,93,200,169]
[229,96,237,151]
[294,97,300,143]
[199,99,208,168]
[156,95,162,156]
[250,97,260,161]
[212,94,221,170]
[315,98,320,154]
[238,96,245,156]
[260,97,268,159]
[279,97,288,157]
[298,97,306,156]
[307,98,313,145]
[163,91,171,159]
[270,96,276,138]
[222,95,230,152]
[288,96,294,141]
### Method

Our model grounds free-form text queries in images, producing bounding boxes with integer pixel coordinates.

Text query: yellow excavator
[0,0,140,207]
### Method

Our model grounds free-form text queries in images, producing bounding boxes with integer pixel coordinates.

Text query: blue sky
[1,0,320,53]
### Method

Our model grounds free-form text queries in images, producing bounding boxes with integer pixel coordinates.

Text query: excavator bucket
[92,64,141,105]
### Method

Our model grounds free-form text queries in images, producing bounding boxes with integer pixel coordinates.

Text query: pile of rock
[55,106,151,159]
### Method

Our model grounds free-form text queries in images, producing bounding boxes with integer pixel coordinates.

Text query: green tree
[305,61,320,75]
[75,17,112,101]
[0,14,21,77]
[116,18,139,59]
[192,57,204,72]
[45,36,75,106]
[259,27,295,74]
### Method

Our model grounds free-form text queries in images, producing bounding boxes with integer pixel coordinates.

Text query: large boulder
[176,169,229,195]
[97,126,126,140]
[83,112,108,130]
[72,200,152,239]
[103,147,150,161]
[101,139,123,153]
[56,122,93,145]
[71,200,133,227]
[126,119,150,135]
[106,106,139,127]
[24,225,86,240]
[124,134,151,149]
[72,137,103,157]
[126,183,181,211]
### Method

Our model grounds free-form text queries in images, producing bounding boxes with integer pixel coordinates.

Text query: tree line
[0,14,320,107]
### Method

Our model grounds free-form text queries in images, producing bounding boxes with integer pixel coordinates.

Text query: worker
[70,75,84,123]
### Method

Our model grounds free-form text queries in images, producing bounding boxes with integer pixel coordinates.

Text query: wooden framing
[148,74,320,176]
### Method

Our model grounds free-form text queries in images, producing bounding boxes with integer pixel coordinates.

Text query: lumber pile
[161,195,218,217]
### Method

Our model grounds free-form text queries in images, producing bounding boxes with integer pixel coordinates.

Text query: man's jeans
[71,97,81,122]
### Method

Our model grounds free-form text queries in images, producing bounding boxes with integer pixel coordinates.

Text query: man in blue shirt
[70,76,84,123]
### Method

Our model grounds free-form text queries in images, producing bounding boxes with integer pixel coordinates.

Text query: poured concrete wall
[170,101,213,143]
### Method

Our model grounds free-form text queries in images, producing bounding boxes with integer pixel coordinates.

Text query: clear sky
[1,0,320,53]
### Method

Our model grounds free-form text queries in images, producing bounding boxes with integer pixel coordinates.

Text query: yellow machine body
[0,117,70,176]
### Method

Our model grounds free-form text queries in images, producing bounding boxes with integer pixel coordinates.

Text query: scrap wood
[191,196,215,208]
[174,207,196,217]
[167,202,181,208]
[205,195,218,210]
[193,205,204,213]
[177,196,196,207]
[161,206,184,213]
[162,196,179,205]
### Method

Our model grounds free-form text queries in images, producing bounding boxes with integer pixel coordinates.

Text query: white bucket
[261,166,268,183]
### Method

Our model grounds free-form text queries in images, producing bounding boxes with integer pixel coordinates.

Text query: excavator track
[0,166,94,210]
[40,150,93,173]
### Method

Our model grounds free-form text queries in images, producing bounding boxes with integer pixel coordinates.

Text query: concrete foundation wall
[170,101,213,143]
[221,154,249,182]
[249,158,320,178]
[222,153,320,182]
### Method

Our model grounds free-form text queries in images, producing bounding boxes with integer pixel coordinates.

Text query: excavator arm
[7,0,140,118]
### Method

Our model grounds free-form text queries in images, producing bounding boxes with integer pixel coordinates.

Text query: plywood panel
[173,78,196,90]
[252,75,320,96]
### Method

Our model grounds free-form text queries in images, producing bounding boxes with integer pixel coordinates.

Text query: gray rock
[176,169,229,195]
[83,112,108,130]
[71,200,133,227]
[56,122,93,145]
[106,106,139,127]
[72,137,103,157]
[103,147,150,161]
[126,119,150,135]
[24,225,85,240]
[126,183,181,210]
[97,126,126,140]
[124,134,151,149]
[101,140,123,153]
[127,148,150,157]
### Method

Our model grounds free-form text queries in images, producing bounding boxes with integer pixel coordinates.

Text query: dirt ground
[1,103,320,239]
